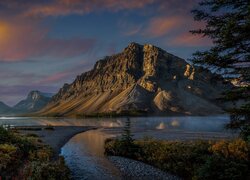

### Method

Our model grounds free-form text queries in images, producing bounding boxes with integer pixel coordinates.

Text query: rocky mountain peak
[38,43,231,117]
[14,90,52,112]
[27,91,42,101]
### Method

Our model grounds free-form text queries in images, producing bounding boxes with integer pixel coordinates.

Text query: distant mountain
[0,101,12,115]
[38,43,232,117]
[13,91,52,113]
[0,90,53,116]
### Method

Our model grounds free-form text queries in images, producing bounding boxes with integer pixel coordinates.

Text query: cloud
[0,0,156,17]
[0,19,96,62]
[171,32,212,47]
[144,16,183,37]
[39,72,70,84]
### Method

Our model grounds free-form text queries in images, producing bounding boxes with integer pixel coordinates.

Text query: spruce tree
[191,0,250,140]
[121,117,134,146]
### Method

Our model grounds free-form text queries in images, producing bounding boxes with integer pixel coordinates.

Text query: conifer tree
[191,0,250,140]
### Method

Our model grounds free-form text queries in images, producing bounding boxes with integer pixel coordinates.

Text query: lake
[0,115,232,132]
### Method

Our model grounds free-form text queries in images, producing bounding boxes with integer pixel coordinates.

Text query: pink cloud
[0,19,96,62]
[144,16,183,37]
[171,32,212,47]
[39,72,70,84]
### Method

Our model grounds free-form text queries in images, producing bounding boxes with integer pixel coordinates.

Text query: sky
[0,0,212,106]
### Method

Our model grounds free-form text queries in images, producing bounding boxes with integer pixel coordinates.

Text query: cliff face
[39,43,231,116]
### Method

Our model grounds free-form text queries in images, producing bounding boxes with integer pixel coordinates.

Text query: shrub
[0,144,19,171]
[0,127,13,143]
[23,157,70,180]
[0,127,70,179]
[105,138,250,179]
[210,139,249,160]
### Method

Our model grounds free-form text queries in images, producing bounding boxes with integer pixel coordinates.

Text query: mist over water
[0,115,231,132]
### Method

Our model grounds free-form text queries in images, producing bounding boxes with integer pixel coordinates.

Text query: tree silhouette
[191,0,250,141]
[121,117,134,146]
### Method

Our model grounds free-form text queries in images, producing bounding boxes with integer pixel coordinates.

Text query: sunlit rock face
[38,43,232,117]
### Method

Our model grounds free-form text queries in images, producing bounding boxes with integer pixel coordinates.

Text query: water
[0,115,231,132]
[0,115,234,179]
[61,130,122,179]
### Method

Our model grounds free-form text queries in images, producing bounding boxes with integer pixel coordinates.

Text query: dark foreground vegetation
[191,0,250,141]
[0,127,70,179]
[105,137,250,180]
[105,118,250,180]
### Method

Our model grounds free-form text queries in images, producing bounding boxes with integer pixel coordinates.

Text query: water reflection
[61,130,121,180]
[171,119,180,127]
[156,122,166,129]
[0,115,231,132]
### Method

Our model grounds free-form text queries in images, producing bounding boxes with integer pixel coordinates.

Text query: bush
[23,157,70,180]
[210,139,248,160]
[105,138,141,158]
[105,138,250,179]
[0,127,13,143]
[0,127,70,179]
[0,144,20,172]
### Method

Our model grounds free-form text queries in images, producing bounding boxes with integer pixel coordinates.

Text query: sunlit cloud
[39,72,71,84]
[171,32,212,47]
[144,16,183,37]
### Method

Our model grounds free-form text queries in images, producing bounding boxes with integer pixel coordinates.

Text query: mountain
[0,90,53,116]
[13,91,52,113]
[38,43,231,117]
[0,101,12,115]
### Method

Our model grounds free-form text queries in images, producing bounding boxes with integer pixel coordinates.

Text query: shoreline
[2,113,229,119]
[17,126,97,156]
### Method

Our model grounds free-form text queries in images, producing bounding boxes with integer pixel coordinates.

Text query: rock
[108,156,181,180]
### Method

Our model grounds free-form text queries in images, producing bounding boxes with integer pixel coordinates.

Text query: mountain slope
[0,101,12,115]
[38,43,231,116]
[13,91,52,113]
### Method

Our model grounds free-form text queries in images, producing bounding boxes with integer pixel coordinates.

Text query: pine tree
[121,117,134,146]
[191,0,250,140]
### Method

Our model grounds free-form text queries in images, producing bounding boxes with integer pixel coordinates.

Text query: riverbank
[105,137,250,180]
[109,156,180,179]
[17,126,96,155]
